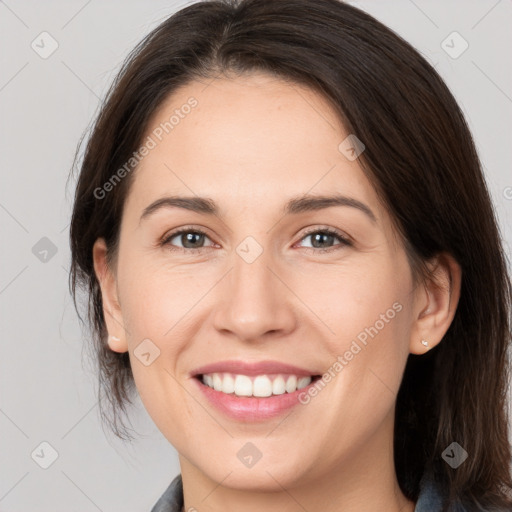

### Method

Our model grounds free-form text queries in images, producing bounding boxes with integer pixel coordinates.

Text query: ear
[92,238,128,353]
[409,252,462,355]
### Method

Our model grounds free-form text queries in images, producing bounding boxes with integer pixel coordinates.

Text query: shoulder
[152,472,508,512]
[150,474,183,512]
[415,471,444,512]
[414,471,510,512]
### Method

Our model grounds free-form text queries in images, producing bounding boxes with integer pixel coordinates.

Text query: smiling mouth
[195,372,322,398]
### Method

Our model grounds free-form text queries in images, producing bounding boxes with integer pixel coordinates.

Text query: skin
[93,72,461,512]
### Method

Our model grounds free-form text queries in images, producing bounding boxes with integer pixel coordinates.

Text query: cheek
[119,260,205,341]
[313,255,412,390]
[114,262,199,404]
[318,260,408,340]
[117,264,201,435]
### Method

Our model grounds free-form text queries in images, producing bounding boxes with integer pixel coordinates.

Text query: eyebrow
[139,194,377,224]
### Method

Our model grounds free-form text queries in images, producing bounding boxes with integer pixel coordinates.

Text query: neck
[178,412,415,512]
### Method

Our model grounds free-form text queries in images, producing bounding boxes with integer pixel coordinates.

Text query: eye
[161,227,215,252]
[295,227,352,253]
[160,226,352,254]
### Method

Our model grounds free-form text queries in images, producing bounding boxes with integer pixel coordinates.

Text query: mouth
[194,372,322,397]
[190,360,323,420]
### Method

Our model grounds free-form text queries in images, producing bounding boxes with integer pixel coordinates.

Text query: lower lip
[193,376,319,421]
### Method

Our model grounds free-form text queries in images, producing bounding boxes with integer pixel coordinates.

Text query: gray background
[1,0,511,510]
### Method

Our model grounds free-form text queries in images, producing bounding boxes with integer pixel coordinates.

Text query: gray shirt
[150,470,453,511]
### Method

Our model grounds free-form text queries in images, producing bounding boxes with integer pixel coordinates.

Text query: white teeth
[272,376,286,395]
[221,374,235,394]
[285,375,297,393]
[213,373,223,392]
[297,377,311,390]
[234,375,252,396]
[253,376,273,397]
[201,372,313,396]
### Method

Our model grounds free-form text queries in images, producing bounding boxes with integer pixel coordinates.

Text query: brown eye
[297,228,352,253]
[161,228,215,251]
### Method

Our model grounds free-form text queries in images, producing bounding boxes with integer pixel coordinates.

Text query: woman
[68,0,512,510]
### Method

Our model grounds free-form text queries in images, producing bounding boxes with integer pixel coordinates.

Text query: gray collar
[151,472,446,512]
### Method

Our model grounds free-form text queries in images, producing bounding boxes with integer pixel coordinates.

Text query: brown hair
[68,0,512,509]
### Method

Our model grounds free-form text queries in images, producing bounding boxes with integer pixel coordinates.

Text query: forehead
[124,72,387,224]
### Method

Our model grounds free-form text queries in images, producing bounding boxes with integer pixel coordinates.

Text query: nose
[212,250,297,343]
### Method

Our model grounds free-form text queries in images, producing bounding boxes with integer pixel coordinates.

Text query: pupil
[313,233,333,248]
[184,232,203,248]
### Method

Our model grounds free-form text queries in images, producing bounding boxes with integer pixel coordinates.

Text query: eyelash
[160,226,352,254]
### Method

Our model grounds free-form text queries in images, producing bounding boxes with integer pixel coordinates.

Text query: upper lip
[191,360,319,378]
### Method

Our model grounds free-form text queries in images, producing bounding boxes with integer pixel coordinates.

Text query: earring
[110,335,121,343]
[421,339,429,348]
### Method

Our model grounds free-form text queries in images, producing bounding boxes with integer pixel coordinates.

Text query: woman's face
[95,72,426,490]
